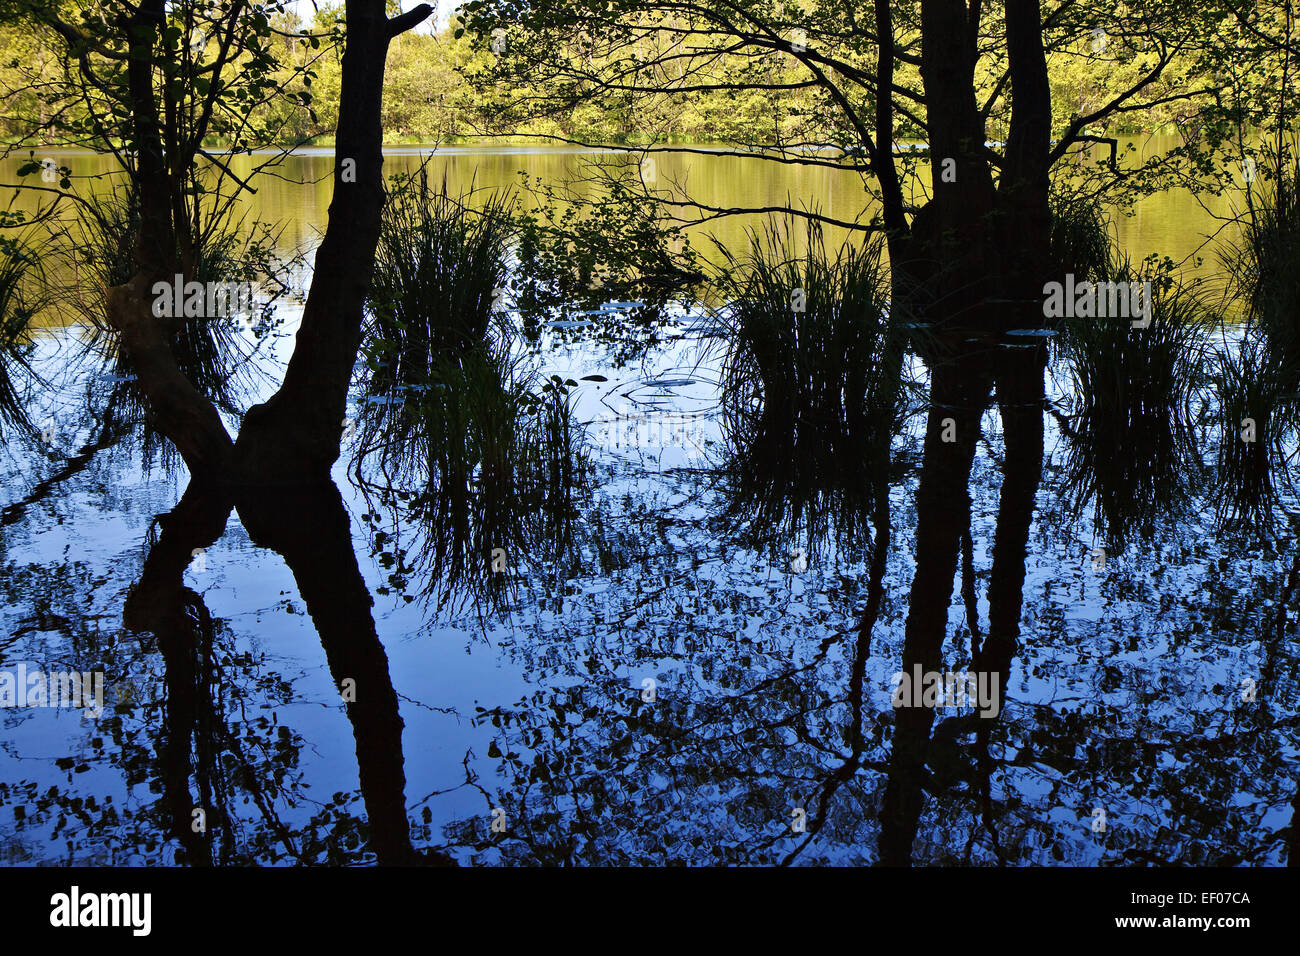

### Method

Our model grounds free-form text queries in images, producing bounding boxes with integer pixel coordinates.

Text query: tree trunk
[918,0,997,324]
[234,2,432,485]
[123,480,235,865]
[997,0,1054,313]
[104,0,235,476]
[99,2,430,485]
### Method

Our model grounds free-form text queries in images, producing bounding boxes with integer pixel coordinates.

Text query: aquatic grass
[0,238,43,436]
[360,168,515,481]
[60,185,278,467]
[1220,157,1300,394]
[1054,270,1210,549]
[1049,190,1117,284]
[1207,336,1299,534]
[1213,158,1300,533]
[355,170,587,609]
[356,351,589,612]
[711,217,907,559]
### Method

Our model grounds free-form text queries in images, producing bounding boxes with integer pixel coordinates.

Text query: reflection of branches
[125,481,238,864]
[0,412,131,526]
[779,611,886,866]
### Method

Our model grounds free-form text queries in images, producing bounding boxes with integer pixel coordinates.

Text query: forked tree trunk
[879,349,993,865]
[232,5,420,482]
[909,0,1053,325]
[102,1,431,485]
[234,2,434,484]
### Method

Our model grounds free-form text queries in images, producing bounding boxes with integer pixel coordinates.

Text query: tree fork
[93,1,430,484]
[233,1,433,485]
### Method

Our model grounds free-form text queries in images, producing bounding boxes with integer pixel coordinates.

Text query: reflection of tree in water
[120,481,454,865]
[4,248,1299,866]
[0,536,315,864]
[422,556,1297,863]
[4,346,1298,863]
[417,339,1298,866]
[124,483,308,865]
[235,483,453,865]
[0,470,462,864]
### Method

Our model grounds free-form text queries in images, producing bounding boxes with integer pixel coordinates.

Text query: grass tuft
[356,169,587,609]
[1054,267,1209,548]
[711,217,907,558]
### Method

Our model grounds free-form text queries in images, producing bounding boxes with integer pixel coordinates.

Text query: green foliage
[0,1,1261,153]
[511,163,705,363]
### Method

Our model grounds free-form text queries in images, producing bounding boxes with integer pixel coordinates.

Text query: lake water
[0,143,1295,866]
[6,136,1242,284]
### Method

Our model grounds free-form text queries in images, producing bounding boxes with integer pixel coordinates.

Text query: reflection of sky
[4,309,1298,863]
[0,148,1295,864]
